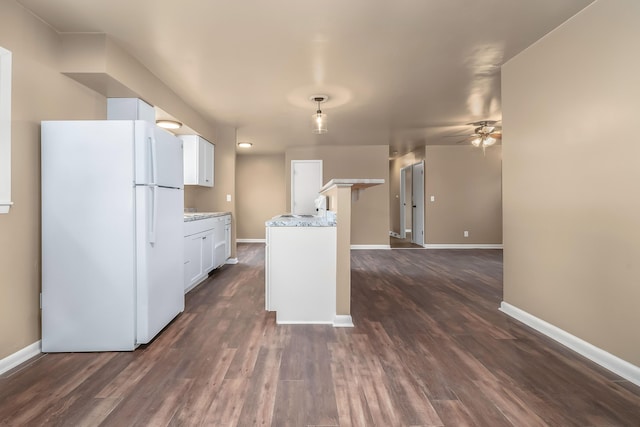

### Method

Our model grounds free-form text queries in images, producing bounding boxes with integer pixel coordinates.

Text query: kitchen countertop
[265,211,336,227]
[183,211,231,222]
[319,178,385,193]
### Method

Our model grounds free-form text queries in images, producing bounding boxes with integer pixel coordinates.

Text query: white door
[291,160,322,215]
[412,161,425,246]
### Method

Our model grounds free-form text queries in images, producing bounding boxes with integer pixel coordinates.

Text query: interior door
[412,161,425,246]
[291,160,322,214]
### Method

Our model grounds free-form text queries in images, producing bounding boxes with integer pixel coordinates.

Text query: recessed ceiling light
[237,142,253,148]
[156,119,182,130]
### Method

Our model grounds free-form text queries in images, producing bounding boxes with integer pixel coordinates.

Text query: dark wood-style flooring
[1,244,639,426]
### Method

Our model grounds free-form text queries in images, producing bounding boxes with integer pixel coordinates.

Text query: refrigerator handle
[148,186,158,245]
[149,136,158,185]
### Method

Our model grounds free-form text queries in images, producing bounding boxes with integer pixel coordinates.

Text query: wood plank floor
[2,244,640,426]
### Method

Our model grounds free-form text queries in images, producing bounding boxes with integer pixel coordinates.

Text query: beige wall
[285,145,389,246]
[388,146,502,245]
[235,154,286,240]
[425,145,502,244]
[0,1,106,360]
[503,0,640,366]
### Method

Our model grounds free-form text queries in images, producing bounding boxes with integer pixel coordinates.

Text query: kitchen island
[265,212,337,324]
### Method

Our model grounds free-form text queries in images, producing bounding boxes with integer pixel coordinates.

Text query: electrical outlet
[226,194,231,202]
[430,195,435,202]
[464,230,469,238]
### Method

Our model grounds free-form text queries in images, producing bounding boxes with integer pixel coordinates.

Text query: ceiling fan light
[471,137,482,147]
[483,136,497,147]
[481,126,495,134]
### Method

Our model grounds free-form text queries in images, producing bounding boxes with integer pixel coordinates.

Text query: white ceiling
[18,0,594,155]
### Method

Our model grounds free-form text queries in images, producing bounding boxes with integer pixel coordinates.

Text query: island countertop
[265,212,336,227]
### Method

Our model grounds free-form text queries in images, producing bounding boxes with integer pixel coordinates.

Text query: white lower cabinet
[183,214,232,293]
[184,218,217,293]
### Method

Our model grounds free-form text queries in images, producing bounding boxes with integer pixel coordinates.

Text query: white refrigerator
[41,120,185,352]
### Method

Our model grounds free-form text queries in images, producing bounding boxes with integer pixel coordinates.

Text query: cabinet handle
[202,236,207,240]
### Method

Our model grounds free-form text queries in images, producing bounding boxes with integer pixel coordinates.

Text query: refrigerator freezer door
[135,186,185,344]
[41,120,137,352]
[134,122,184,188]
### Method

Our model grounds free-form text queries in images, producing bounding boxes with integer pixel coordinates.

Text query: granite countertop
[183,211,231,222]
[265,211,336,227]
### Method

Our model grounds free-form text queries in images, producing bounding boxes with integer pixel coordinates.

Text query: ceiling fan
[462,120,502,149]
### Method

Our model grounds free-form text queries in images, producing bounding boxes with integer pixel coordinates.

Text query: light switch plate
[226,194,231,202]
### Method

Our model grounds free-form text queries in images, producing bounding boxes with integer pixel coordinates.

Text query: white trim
[500,302,640,387]
[333,315,354,328]
[351,245,391,250]
[405,229,412,234]
[423,244,503,249]
[236,238,266,243]
[0,341,41,375]
[225,257,239,265]
[0,47,12,214]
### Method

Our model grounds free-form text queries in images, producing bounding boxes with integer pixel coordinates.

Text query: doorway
[291,160,323,215]
[398,161,425,247]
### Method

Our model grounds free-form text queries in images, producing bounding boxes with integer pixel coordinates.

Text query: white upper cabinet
[179,135,214,187]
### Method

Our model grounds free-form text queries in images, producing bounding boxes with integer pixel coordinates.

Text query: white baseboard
[333,315,354,328]
[225,258,239,265]
[351,245,391,250]
[236,238,266,243]
[500,302,640,387]
[0,341,41,375]
[423,244,503,249]
[276,320,334,325]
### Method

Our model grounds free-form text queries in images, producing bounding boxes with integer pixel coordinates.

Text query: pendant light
[310,95,328,134]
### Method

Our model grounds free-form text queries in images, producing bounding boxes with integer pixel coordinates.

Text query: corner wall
[502,0,640,366]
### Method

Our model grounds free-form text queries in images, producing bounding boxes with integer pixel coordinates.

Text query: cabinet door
[185,234,204,289]
[201,228,215,273]
[181,135,213,187]
[201,139,214,187]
